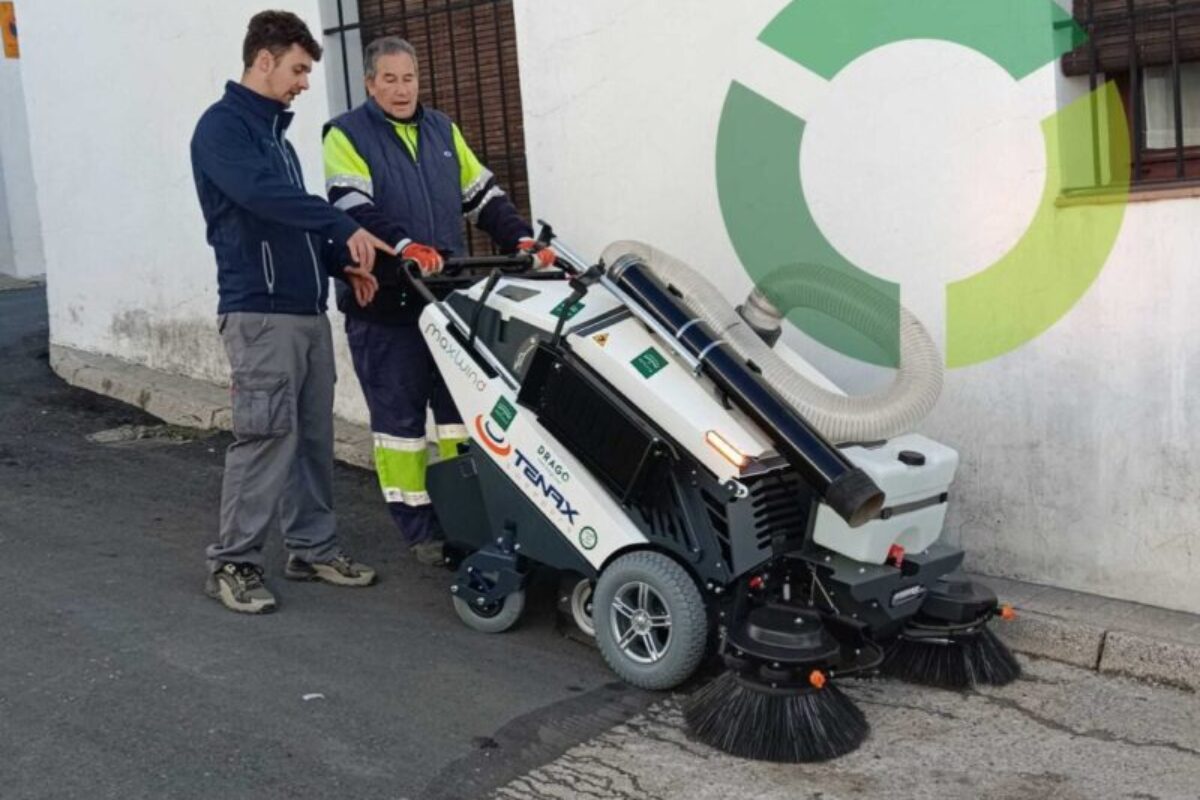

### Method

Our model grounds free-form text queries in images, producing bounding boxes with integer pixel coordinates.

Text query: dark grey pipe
[609,255,884,527]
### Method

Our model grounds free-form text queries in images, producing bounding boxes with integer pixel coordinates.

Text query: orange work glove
[401,242,444,276]
[518,238,558,270]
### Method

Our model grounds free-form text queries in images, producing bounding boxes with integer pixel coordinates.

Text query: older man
[322,36,555,565]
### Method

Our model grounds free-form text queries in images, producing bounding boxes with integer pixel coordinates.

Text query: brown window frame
[1063,0,1200,189]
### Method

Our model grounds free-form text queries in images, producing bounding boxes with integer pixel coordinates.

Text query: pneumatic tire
[593,551,708,691]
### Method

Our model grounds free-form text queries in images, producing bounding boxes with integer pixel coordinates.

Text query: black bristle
[682,672,869,762]
[882,625,1021,688]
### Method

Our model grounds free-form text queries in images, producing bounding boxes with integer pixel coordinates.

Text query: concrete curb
[1099,630,1200,691]
[974,574,1200,691]
[51,344,1200,691]
[986,607,1106,670]
[50,344,375,469]
[0,275,45,292]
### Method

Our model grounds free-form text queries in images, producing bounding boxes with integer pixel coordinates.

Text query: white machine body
[425,275,957,568]
[813,435,958,563]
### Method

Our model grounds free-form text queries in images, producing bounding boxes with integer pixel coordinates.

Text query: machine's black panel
[427,453,492,552]
[513,343,834,587]
[446,293,550,381]
[430,446,597,577]
[518,345,666,503]
[790,542,966,639]
[918,574,998,623]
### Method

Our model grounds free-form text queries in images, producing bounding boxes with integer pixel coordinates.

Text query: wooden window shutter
[1062,0,1200,76]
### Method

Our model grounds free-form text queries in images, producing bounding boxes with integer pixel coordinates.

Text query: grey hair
[364,36,418,79]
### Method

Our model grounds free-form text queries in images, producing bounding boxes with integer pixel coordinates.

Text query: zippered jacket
[191,81,360,315]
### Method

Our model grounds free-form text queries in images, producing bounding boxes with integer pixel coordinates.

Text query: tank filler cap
[898,450,926,467]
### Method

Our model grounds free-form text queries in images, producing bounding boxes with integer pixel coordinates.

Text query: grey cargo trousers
[206,312,340,572]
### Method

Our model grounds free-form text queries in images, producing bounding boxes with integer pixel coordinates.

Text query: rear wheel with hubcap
[593,551,708,690]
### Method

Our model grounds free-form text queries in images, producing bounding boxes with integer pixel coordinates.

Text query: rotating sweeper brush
[382,223,1019,762]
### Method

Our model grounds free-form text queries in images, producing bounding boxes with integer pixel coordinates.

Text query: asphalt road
[0,288,652,800]
[492,656,1200,800]
[4,286,1200,800]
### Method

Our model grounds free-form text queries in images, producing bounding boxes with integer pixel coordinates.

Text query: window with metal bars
[322,0,530,254]
[1062,0,1200,187]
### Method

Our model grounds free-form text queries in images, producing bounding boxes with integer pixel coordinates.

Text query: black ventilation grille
[744,470,812,552]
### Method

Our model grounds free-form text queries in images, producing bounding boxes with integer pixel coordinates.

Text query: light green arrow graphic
[946,83,1131,367]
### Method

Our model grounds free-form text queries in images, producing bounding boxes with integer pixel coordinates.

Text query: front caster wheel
[452,588,526,633]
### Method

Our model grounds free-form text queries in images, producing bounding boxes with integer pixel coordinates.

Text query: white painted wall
[512,0,1200,613]
[0,56,45,278]
[18,0,371,425]
[17,0,1198,612]
[0,138,13,275]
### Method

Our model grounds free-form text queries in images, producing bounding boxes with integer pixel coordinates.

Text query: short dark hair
[242,10,322,70]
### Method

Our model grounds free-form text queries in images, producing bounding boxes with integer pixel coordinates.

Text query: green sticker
[579,526,598,550]
[551,300,585,320]
[631,347,669,379]
[490,396,517,431]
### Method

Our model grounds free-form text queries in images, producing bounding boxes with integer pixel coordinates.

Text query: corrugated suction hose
[600,241,943,443]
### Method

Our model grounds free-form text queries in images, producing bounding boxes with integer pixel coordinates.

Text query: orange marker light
[808,670,827,690]
[999,604,1016,621]
[705,430,750,470]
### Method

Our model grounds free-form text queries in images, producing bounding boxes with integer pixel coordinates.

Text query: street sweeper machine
[383,223,1019,763]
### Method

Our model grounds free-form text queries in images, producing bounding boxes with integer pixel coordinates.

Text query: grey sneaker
[284,552,377,587]
[409,540,446,566]
[205,563,277,614]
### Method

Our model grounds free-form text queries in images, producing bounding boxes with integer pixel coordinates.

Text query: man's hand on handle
[518,237,558,270]
[402,242,444,277]
[346,228,395,273]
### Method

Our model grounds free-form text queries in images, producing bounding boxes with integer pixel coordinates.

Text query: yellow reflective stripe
[374,445,427,497]
[436,424,468,440]
[436,423,468,459]
[322,127,373,192]
[334,191,371,211]
[466,186,504,223]
[373,433,425,452]
[462,167,495,205]
[383,488,432,506]
[452,123,487,194]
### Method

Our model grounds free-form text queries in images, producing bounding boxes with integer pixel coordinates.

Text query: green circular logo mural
[717,0,1131,368]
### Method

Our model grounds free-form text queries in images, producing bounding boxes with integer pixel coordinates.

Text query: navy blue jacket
[191,81,359,315]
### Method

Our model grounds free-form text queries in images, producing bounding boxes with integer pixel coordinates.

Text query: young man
[322,36,556,566]
[191,11,393,613]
